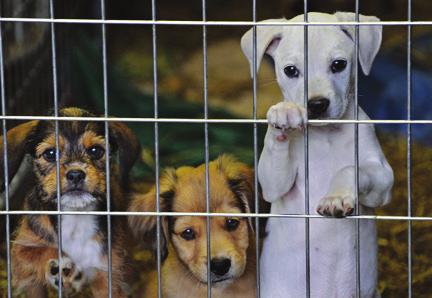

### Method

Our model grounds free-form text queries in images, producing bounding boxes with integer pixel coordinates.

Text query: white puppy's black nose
[210,258,231,276]
[308,97,330,119]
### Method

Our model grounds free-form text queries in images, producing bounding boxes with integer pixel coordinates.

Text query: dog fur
[2,107,140,297]
[241,12,394,297]
[129,155,257,298]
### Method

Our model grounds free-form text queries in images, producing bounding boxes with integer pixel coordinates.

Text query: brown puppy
[129,155,257,298]
[1,107,140,297]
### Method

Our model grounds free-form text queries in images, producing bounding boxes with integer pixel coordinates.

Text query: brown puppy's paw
[45,257,85,293]
[316,194,355,218]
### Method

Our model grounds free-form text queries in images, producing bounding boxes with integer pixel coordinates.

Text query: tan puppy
[129,155,257,298]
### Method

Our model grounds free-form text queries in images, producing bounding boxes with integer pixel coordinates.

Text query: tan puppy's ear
[215,155,256,231]
[108,121,141,188]
[128,168,177,262]
[0,120,39,190]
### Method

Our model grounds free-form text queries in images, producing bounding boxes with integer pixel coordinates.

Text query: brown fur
[129,155,257,298]
[1,107,140,297]
[0,120,39,189]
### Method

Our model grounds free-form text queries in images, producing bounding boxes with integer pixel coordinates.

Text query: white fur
[241,12,393,298]
[61,192,97,210]
[60,193,105,279]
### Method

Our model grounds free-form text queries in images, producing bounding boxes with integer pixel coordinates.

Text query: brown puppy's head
[0,107,140,210]
[129,155,255,286]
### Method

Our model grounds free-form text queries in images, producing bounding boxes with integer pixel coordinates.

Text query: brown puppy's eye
[42,148,56,162]
[87,145,105,160]
[225,218,240,231]
[180,228,196,241]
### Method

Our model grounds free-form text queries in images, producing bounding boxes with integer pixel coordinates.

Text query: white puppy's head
[241,12,382,121]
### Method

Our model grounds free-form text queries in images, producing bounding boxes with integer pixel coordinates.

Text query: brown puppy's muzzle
[65,169,86,190]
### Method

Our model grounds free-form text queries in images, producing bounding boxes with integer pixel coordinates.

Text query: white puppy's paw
[45,257,85,293]
[316,194,355,218]
[267,101,306,141]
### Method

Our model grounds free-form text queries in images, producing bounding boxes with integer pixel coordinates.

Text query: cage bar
[150,0,163,297]
[0,8,12,297]
[303,1,311,297]
[354,1,361,297]
[0,115,430,124]
[1,210,432,221]
[407,0,413,296]
[100,0,113,296]
[48,0,63,296]
[251,0,260,296]
[0,17,431,26]
[200,0,212,297]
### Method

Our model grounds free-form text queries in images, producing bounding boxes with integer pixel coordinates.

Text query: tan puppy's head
[129,155,255,286]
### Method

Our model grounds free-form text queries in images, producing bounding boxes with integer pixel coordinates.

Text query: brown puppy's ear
[108,121,141,188]
[215,155,256,230]
[0,120,39,190]
[128,168,177,262]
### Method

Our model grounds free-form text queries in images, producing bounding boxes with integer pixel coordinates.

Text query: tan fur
[129,155,257,298]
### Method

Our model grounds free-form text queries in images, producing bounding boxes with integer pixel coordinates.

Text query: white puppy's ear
[240,18,286,77]
[334,12,382,75]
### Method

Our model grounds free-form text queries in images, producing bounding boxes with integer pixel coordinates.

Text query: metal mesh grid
[0,0,418,298]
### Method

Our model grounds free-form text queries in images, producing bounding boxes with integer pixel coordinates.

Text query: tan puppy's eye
[42,148,56,162]
[180,228,196,241]
[225,218,240,232]
[87,145,105,160]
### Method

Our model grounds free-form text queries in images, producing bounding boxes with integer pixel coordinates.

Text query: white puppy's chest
[262,122,381,297]
[283,127,354,209]
[61,215,105,277]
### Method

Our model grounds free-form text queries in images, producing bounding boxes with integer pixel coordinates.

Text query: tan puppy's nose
[210,258,231,276]
[308,97,330,119]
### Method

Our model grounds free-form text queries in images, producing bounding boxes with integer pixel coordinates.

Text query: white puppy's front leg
[258,101,306,202]
[316,161,393,217]
[316,167,356,217]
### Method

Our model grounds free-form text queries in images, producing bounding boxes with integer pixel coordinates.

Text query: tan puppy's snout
[307,97,330,119]
[210,257,231,277]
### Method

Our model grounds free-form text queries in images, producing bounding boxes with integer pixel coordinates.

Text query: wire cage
[0,0,429,297]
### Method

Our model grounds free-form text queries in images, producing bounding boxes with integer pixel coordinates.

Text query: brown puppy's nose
[66,170,86,185]
[210,258,231,276]
[308,97,330,119]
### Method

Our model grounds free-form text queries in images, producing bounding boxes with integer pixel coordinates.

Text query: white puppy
[241,12,393,298]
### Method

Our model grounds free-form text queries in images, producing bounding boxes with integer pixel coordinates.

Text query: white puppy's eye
[330,59,347,73]
[283,65,300,78]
